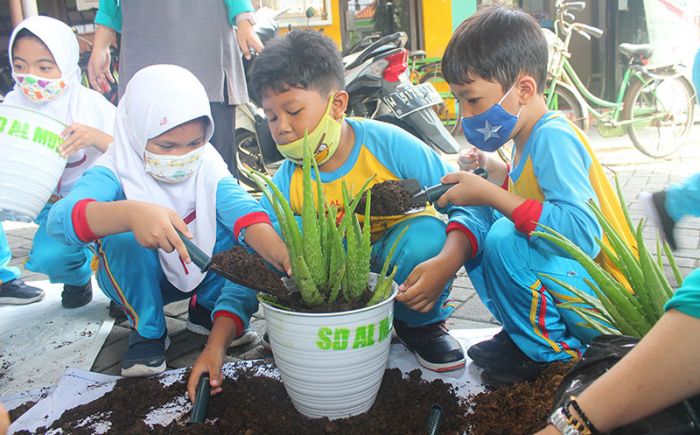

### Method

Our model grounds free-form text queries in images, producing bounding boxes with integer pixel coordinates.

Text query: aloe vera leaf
[663,240,684,288]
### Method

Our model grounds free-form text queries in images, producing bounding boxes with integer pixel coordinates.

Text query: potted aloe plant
[245,138,405,420]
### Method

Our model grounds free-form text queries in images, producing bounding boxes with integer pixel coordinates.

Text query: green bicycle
[545,0,696,158]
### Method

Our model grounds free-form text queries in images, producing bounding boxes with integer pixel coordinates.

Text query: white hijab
[97,64,230,292]
[4,16,115,196]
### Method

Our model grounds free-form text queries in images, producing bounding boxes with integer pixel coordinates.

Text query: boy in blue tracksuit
[48,65,289,379]
[249,30,468,372]
[410,6,636,385]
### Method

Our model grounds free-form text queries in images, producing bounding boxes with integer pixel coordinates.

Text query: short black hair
[442,6,548,93]
[249,29,344,104]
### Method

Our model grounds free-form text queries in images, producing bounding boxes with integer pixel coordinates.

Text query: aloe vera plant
[532,176,684,338]
[244,136,404,308]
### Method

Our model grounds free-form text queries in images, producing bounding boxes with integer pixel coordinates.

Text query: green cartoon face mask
[276,95,344,165]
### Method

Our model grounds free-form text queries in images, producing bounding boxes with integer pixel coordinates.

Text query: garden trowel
[373,168,488,216]
[175,230,295,300]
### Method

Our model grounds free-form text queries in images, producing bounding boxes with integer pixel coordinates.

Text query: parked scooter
[235,11,459,190]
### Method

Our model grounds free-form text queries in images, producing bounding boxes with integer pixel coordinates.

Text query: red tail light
[382,49,408,82]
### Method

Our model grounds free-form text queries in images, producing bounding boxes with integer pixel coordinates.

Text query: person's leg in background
[209,102,238,178]
[0,223,44,305]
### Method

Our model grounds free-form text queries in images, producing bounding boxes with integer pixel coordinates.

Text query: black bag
[551,335,700,435]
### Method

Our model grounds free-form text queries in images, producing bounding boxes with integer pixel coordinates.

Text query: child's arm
[436,170,525,217]
[59,123,113,156]
[244,223,291,275]
[187,315,239,402]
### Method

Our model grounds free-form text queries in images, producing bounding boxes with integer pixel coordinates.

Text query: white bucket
[261,273,398,420]
[0,105,67,222]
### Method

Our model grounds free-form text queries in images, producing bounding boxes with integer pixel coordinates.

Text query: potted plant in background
[245,138,406,420]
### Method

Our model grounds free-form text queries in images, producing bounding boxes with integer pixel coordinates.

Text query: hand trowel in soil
[370,168,488,217]
[175,230,295,301]
[188,373,211,425]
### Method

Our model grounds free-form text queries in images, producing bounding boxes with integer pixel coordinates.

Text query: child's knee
[401,217,446,259]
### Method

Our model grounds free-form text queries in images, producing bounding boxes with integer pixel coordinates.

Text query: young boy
[249,30,468,372]
[421,6,635,385]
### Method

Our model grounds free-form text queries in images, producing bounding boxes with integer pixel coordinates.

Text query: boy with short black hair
[250,29,470,372]
[423,6,636,385]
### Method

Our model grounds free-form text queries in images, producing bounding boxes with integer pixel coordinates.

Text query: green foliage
[244,136,403,308]
[532,175,682,338]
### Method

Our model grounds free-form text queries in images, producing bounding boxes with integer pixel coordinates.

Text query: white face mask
[144,147,204,184]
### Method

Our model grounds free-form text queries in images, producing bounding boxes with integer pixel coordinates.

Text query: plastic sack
[551,334,700,435]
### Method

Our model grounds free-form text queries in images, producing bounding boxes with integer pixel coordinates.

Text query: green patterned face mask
[276,95,344,165]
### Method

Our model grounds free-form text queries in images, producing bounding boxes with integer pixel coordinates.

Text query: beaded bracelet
[565,396,600,435]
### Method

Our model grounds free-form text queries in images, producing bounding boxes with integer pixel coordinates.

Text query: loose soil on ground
[17,361,573,434]
[357,180,415,216]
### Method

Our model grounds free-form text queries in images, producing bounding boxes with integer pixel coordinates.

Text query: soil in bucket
[357,180,415,216]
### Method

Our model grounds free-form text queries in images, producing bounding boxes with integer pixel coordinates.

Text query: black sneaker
[640,190,677,250]
[186,299,257,346]
[62,281,92,308]
[109,300,128,323]
[0,279,44,305]
[394,319,466,372]
[467,330,518,368]
[481,352,549,387]
[121,330,170,377]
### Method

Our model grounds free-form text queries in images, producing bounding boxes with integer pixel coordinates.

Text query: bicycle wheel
[622,73,696,158]
[546,84,588,131]
[418,67,461,135]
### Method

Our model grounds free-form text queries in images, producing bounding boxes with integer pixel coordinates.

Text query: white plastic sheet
[0,278,114,398]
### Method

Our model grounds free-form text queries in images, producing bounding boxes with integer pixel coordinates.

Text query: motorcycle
[235,11,460,190]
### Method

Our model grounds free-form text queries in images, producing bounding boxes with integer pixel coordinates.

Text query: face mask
[144,146,204,184]
[461,85,521,152]
[276,95,343,165]
[13,73,68,103]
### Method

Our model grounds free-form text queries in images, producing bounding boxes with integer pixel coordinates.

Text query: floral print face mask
[13,72,68,103]
[144,146,205,184]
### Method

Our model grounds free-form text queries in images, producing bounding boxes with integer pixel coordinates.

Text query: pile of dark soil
[22,365,470,434]
[211,246,288,299]
[464,362,574,435]
[275,286,373,313]
[357,180,415,216]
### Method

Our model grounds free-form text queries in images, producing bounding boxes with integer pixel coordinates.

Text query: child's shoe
[186,299,258,347]
[121,330,170,377]
[394,319,466,372]
[109,300,128,323]
[62,281,92,308]
[0,279,44,305]
[481,351,549,386]
[639,190,677,250]
[466,329,519,368]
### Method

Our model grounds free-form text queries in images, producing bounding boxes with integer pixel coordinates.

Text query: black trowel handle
[176,229,212,272]
[423,182,458,203]
[424,168,488,204]
[188,373,211,425]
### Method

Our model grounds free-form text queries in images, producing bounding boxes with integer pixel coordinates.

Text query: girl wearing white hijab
[3,16,116,309]
[47,64,289,378]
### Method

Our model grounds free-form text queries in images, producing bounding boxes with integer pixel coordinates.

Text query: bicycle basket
[542,28,565,78]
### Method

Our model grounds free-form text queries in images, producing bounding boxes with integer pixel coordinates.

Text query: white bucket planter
[260,273,398,420]
[0,105,67,222]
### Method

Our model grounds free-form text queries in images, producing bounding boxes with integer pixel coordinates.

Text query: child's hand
[126,201,192,264]
[396,256,455,313]
[0,403,9,435]
[435,171,491,208]
[187,345,225,403]
[458,147,486,171]
[60,123,112,156]
[237,19,264,60]
[244,223,292,276]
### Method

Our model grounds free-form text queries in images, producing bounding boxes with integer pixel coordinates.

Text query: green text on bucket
[0,117,64,154]
[316,316,392,350]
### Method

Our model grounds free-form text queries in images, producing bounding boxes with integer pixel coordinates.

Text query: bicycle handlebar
[560,2,585,12]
